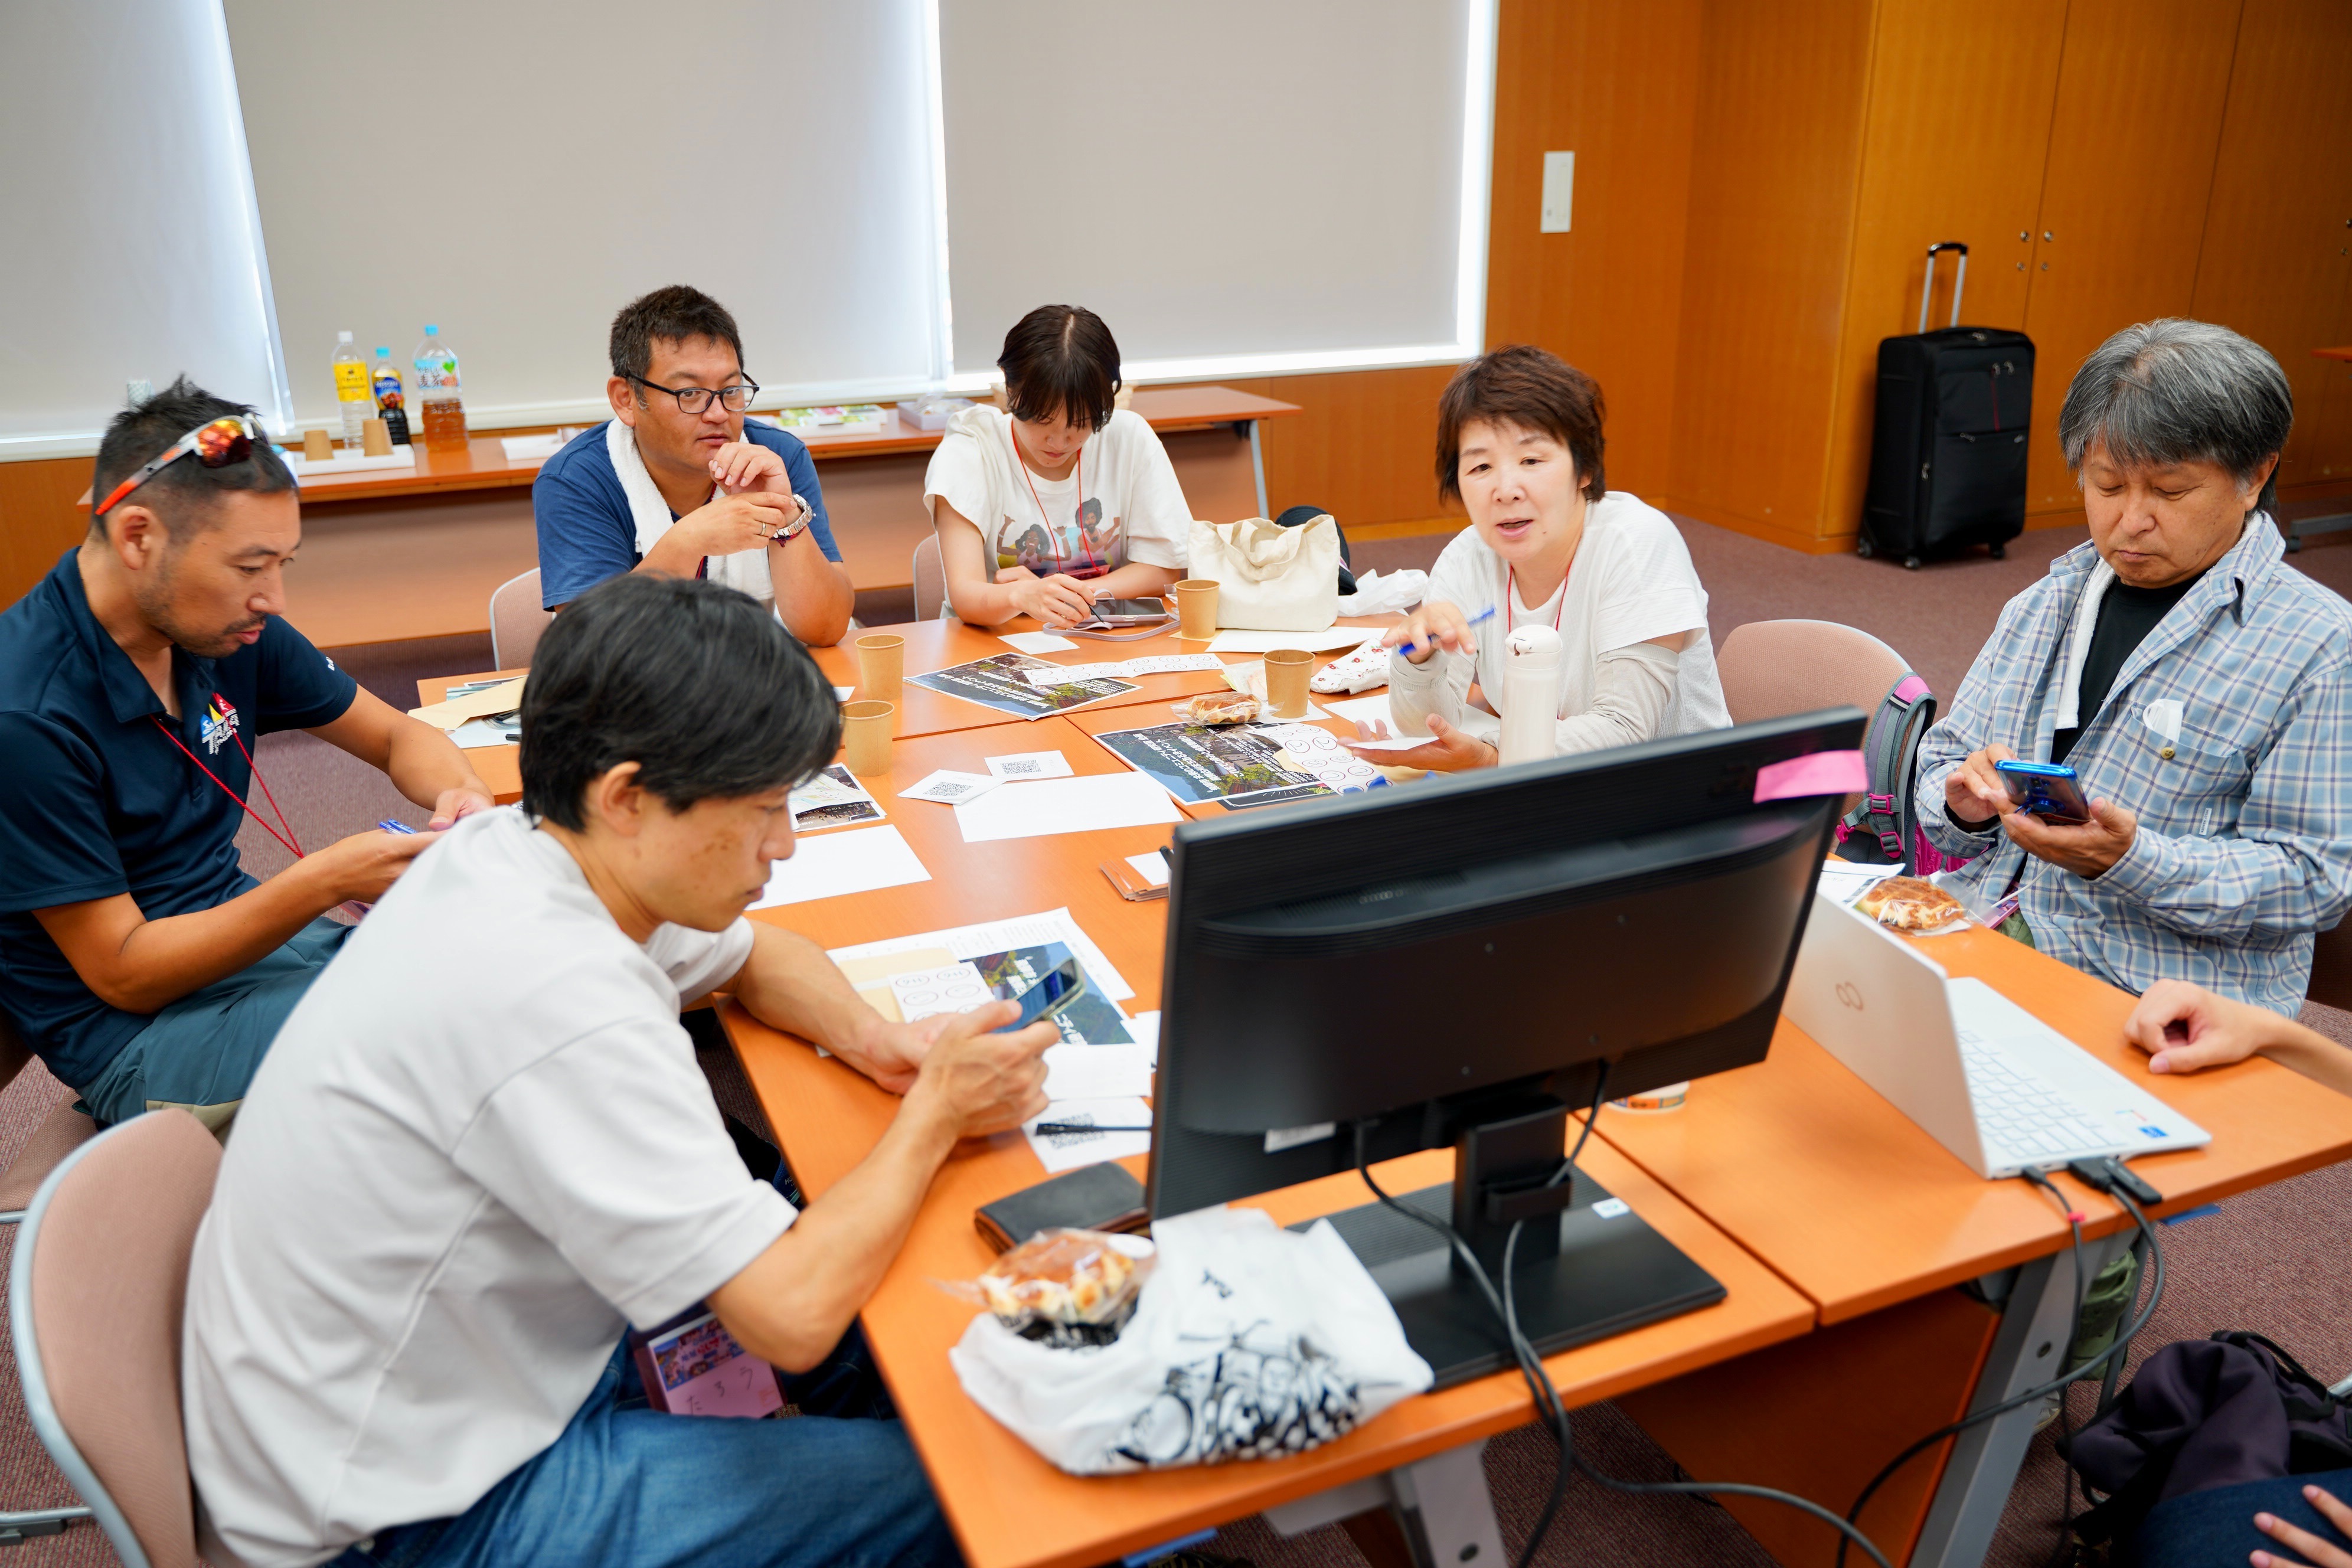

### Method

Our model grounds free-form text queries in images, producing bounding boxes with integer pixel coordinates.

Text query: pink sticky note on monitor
[635,1312,783,1419]
[1754,749,1868,802]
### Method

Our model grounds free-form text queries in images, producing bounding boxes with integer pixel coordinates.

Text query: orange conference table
[720,717,1818,1568]
[113,386,1298,648]
[419,612,1398,801]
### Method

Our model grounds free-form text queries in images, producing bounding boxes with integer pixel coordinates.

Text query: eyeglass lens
[674,386,754,413]
[192,419,253,466]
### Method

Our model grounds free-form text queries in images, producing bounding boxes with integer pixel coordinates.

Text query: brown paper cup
[841,700,894,777]
[1264,649,1312,719]
[361,418,393,457]
[302,429,334,462]
[854,633,904,705]
[1174,579,1220,640]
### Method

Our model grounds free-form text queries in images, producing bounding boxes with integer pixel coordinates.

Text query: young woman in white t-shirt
[1350,345,1731,772]
[923,305,1191,626]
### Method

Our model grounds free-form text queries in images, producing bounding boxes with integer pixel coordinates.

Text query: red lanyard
[1507,562,1570,633]
[1010,423,1098,575]
[152,695,305,859]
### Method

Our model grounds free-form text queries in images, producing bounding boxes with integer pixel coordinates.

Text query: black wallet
[974,1163,1149,1252]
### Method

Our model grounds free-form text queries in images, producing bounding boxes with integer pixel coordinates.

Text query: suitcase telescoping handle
[1919,241,1968,333]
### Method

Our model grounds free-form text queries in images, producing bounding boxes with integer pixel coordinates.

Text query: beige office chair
[11,1109,220,1568]
[0,1012,97,1544]
[1717,619,1927,841]
[489,569,555,669]
[910,535,946,622]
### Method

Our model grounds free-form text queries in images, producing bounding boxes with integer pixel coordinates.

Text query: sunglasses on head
[93,416,257,518]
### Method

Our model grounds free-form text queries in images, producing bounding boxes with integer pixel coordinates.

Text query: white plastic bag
[949,1205,1434,1474]
[1335,568,1428,618]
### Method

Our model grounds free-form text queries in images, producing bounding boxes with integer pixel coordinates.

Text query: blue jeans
[329,1326,961,1568]
[79,916,351,1129]
[2123,1466,2352,1567]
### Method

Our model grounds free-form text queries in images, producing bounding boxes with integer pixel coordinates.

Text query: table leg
[1908,1232,2128,1568]
[1262,1439,1506,1568]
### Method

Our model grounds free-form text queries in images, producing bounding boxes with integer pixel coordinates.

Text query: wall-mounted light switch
[1540,151,1574,233]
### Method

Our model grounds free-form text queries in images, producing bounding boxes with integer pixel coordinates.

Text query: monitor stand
[1298,1097,1726,1389]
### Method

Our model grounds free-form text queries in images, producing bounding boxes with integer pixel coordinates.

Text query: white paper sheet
[1018,654,1224,686]
[999,631,1078,654]
[1322,692,1396,729]
[1042,1043,1155,1102]
[1344,733,1438,753]
[984,750,1074,780]
[1125,851,1170,887]
[954,774,1182,843]
[1126,1011,1161,1064]
[1023,1097,1153,1173]
[828,907,1134,1002]
[447,718,517,749]
[498,433,564,462]
[750,825,930,908]
[899,769,1001,805]
[1817,859,1905,907]
[1205,627,1373,654]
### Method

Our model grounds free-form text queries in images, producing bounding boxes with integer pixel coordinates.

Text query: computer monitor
[1145,708,1867,1386]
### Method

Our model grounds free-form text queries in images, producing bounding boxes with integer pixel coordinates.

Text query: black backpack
[2060,1331,2352,1546]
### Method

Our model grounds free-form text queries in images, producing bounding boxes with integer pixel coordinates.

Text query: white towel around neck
[2053,556,2118,731]
[604,419,775,606]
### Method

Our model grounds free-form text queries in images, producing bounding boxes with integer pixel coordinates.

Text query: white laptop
[1784,894,2209,1178]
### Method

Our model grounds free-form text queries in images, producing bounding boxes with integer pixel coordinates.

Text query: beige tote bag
[1186,515,1341,631]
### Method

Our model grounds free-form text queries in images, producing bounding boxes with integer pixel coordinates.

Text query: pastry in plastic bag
[1171,692,1260,726]
[940,1229,1156,1348]
[1854,876,1970,933]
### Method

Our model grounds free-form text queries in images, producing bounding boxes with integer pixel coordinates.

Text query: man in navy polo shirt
[0,379,494,1130]
[534,285,854,645]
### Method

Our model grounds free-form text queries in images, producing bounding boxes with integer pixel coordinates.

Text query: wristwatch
[762,494,814,543]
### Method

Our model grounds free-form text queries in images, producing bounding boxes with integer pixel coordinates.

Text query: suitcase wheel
[1856,537,1875,559]
[1903,556,1922,571]
[1988,541,2006,560]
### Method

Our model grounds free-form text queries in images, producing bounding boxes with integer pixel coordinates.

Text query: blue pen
[376,819,419,834]
[1396,603,1497,659]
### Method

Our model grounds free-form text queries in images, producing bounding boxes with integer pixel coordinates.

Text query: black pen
[1031,1122,1152,1136]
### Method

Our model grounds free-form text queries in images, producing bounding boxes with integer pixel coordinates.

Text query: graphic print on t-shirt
[999,492,1122,582]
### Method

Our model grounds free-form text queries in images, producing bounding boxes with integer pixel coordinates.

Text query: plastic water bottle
[413,325,468,451]
[332,332,371,449]
[1497,625,1563,767]
[370,348,410,446]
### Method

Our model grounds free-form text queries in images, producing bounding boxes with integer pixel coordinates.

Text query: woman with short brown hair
[1351,344,1729,772]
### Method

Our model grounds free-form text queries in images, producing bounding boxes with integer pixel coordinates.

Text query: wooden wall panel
[1666,0,1879,548]
[2187,0,2352,496]
[2018,0,2244,519]
[1221,366,1465,533]
[1818,2,2069,545]
[1484,0,1702,499]
[0,455,94,609]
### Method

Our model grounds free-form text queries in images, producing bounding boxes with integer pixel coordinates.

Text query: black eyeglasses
[625,373,760,414]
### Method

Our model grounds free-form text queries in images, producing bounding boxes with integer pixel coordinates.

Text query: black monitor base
[1302,1173,1726,1389]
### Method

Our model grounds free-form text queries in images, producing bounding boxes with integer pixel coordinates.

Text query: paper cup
[302,429,334,462]
[1263,649,1312,719]
[854,633,904,705]
[361,418,393,457]
[1173,579,1220,640]
[841,700,894,777]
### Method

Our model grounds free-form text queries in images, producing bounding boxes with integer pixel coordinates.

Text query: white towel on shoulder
[2053,557,2117,731]
[604,419,775,606]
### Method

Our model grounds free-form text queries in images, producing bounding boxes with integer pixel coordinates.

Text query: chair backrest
[911,534,946,622]
[1717,619,1912,727]
[489,569,554,668]
[2309,920,2352,1014]
[12,1110,221,1568]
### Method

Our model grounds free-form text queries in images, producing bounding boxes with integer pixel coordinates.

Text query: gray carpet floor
[5,515,2350,1566]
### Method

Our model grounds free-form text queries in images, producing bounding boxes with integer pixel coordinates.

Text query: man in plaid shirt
[1917,320,2352,1017]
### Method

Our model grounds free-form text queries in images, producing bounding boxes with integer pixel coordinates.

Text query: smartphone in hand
[1995,759,2093,826]
[995,956,1088,1033]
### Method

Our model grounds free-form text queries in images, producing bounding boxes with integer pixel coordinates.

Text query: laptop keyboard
[1956,1028,2112,1162]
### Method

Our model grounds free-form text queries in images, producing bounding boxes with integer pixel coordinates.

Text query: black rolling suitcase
[1858,242,2033,570]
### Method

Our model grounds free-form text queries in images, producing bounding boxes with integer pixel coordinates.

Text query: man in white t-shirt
[1354,346,1730,771]
[924,305,1191,625]
[182,574,1057,1568]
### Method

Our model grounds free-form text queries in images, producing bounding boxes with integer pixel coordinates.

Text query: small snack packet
[938,1228,1157,1348]
[1170,692,1261,726]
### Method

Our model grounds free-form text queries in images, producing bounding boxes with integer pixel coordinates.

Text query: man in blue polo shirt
[0,378,494,1129]
[534,285,854,645]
